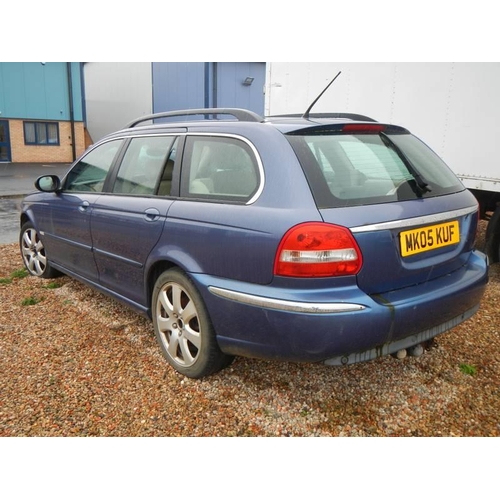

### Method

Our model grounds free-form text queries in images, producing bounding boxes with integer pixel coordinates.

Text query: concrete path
[0,163,71,197]
[0,163,71,244]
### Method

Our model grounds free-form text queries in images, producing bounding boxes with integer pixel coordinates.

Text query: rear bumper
[191,250,488,364]
[324,304,479,365]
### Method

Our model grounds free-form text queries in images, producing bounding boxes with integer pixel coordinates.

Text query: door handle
[144,208,160,221]
[78,200,90,212]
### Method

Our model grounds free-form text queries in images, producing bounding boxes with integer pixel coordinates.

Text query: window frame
[110,135,178,197]
[24,121,60,146]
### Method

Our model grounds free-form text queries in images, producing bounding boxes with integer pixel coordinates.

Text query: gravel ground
[1,221,499,437]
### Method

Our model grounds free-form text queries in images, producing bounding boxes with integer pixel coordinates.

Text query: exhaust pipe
[392,343,425,360]
[408,344,424,357]
[394,348,407,359]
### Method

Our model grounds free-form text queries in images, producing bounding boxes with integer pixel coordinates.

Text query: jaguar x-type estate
[20,107,488,378]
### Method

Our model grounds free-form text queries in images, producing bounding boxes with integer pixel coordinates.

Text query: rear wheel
[20,222,61,278]
[152,268,234,378]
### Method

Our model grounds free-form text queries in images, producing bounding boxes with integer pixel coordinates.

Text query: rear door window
[112,136,177,196]
[287,132,463,208]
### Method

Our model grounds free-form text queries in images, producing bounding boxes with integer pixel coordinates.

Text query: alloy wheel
[21,227,47,277]
[156,281,202,368]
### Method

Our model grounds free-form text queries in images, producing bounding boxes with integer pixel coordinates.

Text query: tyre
[20,222,61,278]
[485,206,500,263]
[152,268,234,378]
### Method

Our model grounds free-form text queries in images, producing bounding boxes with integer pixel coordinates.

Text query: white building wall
[83,62,153,142]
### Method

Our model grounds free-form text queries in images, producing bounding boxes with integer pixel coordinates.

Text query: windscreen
[287,132,464,208]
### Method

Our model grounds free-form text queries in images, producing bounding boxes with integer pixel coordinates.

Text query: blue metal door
[215,62,265,115]
[0,120,11,162]
[152,62,266,116]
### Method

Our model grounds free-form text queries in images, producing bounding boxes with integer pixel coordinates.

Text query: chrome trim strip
[208,286,366,314]
[350,205,477,233]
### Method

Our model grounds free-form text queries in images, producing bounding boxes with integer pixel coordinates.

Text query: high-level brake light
[342,124,386,133]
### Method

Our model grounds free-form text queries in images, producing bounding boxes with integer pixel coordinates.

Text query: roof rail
[268,112,377,122]
[126,108,264,128]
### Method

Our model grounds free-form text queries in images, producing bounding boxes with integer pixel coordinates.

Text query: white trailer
[265,62,500,261]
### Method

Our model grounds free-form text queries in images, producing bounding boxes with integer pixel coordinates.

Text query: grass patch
[43,282,62,289]
[11,268,29,279]
[460,363,477,376]
[21,296,43,306]
[1,268,29,285]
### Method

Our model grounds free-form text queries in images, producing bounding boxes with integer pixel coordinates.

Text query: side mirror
[35,175,61,193]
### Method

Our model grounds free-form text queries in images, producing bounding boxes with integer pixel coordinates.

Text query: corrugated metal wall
[152,63,206,112]
[215,62,265,113]
[83,62,266,141]
[0,62,82,121]
[152,62,265,115]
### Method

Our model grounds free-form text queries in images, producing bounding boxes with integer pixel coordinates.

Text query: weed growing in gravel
[43,282,62,289]
[460,363,477,376]
[1,269,29,285]
[21,296,43,306]
[11,269,29,279]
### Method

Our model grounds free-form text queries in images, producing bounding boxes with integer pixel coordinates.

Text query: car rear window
[287,131,464,208]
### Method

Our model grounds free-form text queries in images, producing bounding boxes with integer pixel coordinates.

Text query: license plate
[400,220,460,257]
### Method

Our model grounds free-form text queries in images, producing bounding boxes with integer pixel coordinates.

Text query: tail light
[274,222,363,277]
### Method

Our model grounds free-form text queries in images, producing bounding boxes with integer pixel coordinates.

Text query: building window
[24,121,60,145]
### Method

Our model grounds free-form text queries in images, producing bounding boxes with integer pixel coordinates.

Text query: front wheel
[20,222,61,278]
[152,268,234,378]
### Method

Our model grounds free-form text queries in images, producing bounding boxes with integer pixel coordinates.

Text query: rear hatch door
[286,123,479,295]
[320,195,478,294]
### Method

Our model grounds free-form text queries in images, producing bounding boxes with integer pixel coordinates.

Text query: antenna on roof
[302,71,342,120]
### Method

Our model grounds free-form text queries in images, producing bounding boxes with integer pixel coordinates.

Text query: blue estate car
[20,108,489,378]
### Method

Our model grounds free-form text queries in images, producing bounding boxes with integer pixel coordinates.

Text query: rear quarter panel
[147,126,322,285]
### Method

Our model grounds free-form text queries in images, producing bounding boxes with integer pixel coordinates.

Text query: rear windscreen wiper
[379,132,432,197]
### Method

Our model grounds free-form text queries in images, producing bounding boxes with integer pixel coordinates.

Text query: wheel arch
[144,241,208,316]
[145,260,179,317]
[20,212,32,229]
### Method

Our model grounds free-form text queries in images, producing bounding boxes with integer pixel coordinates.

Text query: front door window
[64,139,123,192]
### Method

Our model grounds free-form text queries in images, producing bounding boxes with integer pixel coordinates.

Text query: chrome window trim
[350,205,478,233]
[209,286,366,314]
[68,136,126,167]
